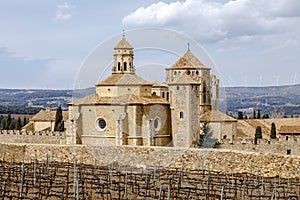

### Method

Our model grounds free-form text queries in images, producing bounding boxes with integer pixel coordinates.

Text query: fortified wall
[0,130,66,144]
[219,138,300,155]
[0,143,299,178]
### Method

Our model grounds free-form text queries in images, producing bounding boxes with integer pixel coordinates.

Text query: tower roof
[171,49,206,69]
[114,35,133,49]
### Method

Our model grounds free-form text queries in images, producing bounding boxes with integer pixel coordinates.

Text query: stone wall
[0,130,66,144]
[219,138,300,156]
[1,143,300,178]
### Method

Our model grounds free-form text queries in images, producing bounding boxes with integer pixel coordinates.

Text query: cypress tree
[253,109,256,119]
[255,126,262,141]
[270,122,276,139]
[16,117,22,130]
[54,106,64,132]
[6,114,13,130]
[237,111,243,119]
[257,110,261,119]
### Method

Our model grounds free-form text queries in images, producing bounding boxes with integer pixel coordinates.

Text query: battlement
[0,130,66,144]
[219,138,300,155]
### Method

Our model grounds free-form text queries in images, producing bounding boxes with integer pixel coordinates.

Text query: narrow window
[129,62,132,67]
[287,149,291,155]
[162,92,165,98]
[118,62,121,71]
[166,92,169,101]
[203,94,206,104]
[177,86,180,90]
[286,136,289,141]
[124,62,127,71]
[180,112,184,119]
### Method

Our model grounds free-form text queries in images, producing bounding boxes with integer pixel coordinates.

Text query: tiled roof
[96,74,151,86]
[171,49,207,69]
[279,125,300,134]
[114,37,133,49]
[152,81,168,88]
[31,110,69,122]
[72,93,169,105]
[200,110,237,122]
[72,94,96,105]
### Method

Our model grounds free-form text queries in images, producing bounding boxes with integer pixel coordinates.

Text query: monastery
[65,35,237,147]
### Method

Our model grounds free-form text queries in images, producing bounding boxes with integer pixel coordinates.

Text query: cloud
[122,0,300,43]
[55,2,74,22]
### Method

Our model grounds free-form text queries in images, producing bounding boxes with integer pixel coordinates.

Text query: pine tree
[270,122,276,139]
[16,117,22,130]
[257,110,261,119]
[54,106,64,132]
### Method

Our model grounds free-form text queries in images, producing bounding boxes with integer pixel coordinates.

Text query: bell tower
[112,32,135,74]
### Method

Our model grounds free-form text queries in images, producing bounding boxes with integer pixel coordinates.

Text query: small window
[153,117,161,131]
[203,94,206,104]
[196,71,199,75]
[118,62,121,71]
[180,112,184,119]
[174,71,177,75]
[124,62,127,71]
[96,118,107,131]
[187,70,190,75]
[129,62,132,67]
[287,149,291,155]
[108,88,111,91]
[166,92,169,101]
[286,136,289,141]
[177,86,180,90]
[128,88,131,91]
[162,92,165,98]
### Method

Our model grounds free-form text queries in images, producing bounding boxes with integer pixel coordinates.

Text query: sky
[0,0,299,89]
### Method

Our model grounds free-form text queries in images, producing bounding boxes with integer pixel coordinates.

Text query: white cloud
[122,0,300,43]
[55,2,75,22]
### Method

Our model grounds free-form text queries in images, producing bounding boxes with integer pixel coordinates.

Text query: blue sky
[0,0,299,89]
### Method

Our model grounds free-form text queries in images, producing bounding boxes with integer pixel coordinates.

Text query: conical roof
[171,49,206,69]
[114,36,133,49]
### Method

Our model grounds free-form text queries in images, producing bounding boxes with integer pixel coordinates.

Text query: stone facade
[67,35,236,148]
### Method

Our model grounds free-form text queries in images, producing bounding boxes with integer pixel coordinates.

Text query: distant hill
[222,84,300,117]
[0,84,299,116]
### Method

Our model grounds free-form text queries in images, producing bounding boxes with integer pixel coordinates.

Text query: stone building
[67,35,236,147]
[279,125,300,142]
[23,108,68,132]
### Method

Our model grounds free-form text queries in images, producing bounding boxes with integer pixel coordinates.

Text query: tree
[257,110,261,119]
[198,121,217,148]
[270,122,276,139]
[6,114,13,130]
[16,117,22,130]
[262,114,269,119]
[237,111,243,119]
[254,126,262,144]
[253,109,256,119]
[23,117,28,127]
[54,106,64,132]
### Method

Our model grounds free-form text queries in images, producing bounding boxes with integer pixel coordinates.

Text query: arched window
[162,92,165,98]
[118,62,121,71]
[166,92,169,101]
[124,62,127,71]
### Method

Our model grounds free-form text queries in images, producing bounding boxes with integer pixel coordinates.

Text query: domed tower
[112,33,135,74]
[166,46,213,147]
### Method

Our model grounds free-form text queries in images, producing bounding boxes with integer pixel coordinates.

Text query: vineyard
[0,159,300,199]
